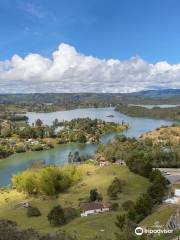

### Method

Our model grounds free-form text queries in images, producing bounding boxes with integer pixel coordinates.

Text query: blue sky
[0,0,180,93]
[1,0,180,63]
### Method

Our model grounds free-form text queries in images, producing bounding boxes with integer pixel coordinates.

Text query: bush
[64,207,78,222]
[27,206,41,217]
[47,205,65,226]
[111,202,119,211]
[122,200,134,211]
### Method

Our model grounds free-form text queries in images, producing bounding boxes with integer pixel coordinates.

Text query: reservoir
[0,107,174,187]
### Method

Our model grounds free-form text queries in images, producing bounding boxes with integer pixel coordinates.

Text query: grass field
[141,204,179,227]
[0,164,150,240]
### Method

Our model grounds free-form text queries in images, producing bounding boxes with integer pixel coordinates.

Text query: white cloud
[21,2,45,19]
[0,43,180,93]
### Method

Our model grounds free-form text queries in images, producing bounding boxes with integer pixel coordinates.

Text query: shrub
[107,178,125,199]
[122,200,134,211]
[64,207,78,222]
[27,206,41,217]
[47,205,65,226]
[111,202,119,211]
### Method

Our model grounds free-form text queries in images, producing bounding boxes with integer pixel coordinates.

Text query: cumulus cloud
[0,43,179,93]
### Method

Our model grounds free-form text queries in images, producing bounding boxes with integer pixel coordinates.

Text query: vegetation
[27,206,41,217]
[47,205,78,226]
[121,200,134,211]
[97,134,180,167]
[0,165,150,240]
[0,118,127,160]
[89,189,103,201]
[47,205,66,226]
[141,123,180,147]
[0,219,75,240]
[12,165,81,196]
[58,118,128,144]
[107,177,125,199]
[115,103,180,121]
[114,165,170,239]
[0,91,179,114]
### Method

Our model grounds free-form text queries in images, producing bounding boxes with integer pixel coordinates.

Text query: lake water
[0,108,174,187]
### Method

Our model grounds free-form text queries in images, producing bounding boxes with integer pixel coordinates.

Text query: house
[164,189,180,204]
[80,202,112,217]
[99,160,110,167]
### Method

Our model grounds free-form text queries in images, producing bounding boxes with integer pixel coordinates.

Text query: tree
[1,127,12,137]
[77,132,86,143]
[135,194,153,222]
[53,118,59,127]
[143,162,153,178]
[68,152,73,164]
[147,181,166,204]
[115,214,126,230]
[90,189,101,202]
[73,151,81,163]
[107,178,125,199]
[47,205,65,226]
[35,119,43,127]
[111,203,119,211]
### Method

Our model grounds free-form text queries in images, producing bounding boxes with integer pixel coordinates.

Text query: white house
[80,202,112,217]
[164,189,180,204]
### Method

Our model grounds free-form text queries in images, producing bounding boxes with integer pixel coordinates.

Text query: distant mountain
[0,89,179,106]
[129,89,180,97]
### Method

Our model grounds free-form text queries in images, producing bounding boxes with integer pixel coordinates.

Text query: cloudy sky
[0,0,180,93]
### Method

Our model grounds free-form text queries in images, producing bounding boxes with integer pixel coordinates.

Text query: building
[80,202,112,217]
[99,160,110,167]
[99,156,110,167]
[115,160,126,166]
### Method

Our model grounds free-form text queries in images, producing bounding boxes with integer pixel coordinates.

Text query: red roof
[80,202,111,211]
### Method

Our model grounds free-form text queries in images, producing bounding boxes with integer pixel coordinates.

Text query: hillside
[0,164,150,240]
[0,89,179,112]
[141,124,180,146]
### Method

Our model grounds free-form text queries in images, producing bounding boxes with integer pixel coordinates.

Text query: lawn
[0,164,150,240]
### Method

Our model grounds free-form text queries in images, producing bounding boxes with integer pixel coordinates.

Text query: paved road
[158,168,180,184]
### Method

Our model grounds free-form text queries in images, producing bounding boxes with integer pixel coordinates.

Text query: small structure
[13,200,30,209]
[115,160,126,166]
[99,160,110,167]
[164,189,180,204]
[99,157,110,167]
[80,202,112,217]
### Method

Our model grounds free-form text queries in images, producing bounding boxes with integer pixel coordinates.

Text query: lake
[0,107,174,187]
